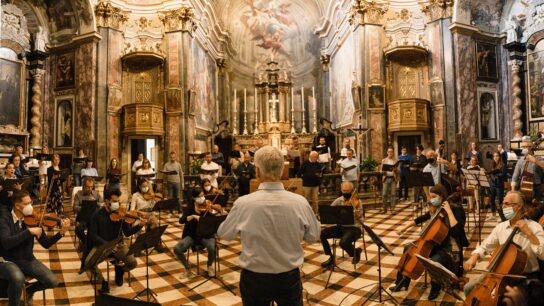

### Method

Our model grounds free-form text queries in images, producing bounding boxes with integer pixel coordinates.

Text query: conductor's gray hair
[254,146,284,180]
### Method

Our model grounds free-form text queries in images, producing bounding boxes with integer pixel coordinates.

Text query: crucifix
[269,93,280,123]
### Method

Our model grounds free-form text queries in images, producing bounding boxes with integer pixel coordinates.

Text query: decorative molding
[320,55,330,71]
[421,0,454,22]
[95,1,129,30]
[1,3,31,51]
[159,4,197,33]
[349,0,388,26]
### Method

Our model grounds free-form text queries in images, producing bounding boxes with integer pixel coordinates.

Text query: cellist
[391,184,468,300]
[463,191,544,295]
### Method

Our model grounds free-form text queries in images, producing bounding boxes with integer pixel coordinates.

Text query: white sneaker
[207,265,215,277]
[181,269,196,279]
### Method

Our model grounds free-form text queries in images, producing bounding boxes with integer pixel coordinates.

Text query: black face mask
[427,158,435,164]
[342,193,352,199]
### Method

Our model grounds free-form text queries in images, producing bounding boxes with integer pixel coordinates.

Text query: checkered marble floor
[1,201,498,306]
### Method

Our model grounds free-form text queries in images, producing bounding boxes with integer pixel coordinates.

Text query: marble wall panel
[167,115,181,155]
[370,111,385,159]
[167,34,180,86]
[108,114,120,159]
[75,42,97,155]
[108,30,122,85]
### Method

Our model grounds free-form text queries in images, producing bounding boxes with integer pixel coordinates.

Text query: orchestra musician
[298,151,323,214]
[379,146,398,214]
[463,191,544,296]
[47,154,65,217]
[86,190,145,293]
[71,148,86,187]
[510,136,543,203]
[465,142,483,166]
[422,150,444,201]
[173,187,226,279]
[237,152,256,197]
[80,159,98,178]
[0,190,70,306]
[200,152,220,188]
[313,136,331,174]
[392,184,468,300]
[466,156,482,212]
[73,177,101,252]
[11,155,29,178]
[446,150,462,184]
[202,178,224,198]
[489,151,507,220]
[411,144,427,203]
[106,158,121,193]
[320,181,363,267]
[0,163,22,210]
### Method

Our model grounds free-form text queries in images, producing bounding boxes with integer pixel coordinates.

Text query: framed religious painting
[477,88,499,142]
[367,84,385,110]
[475,42,498,81]
[55,96,74,148]
[351,83,362,112]
[527,40,544,120]
[0,57,25,129]
[55,51,76,89]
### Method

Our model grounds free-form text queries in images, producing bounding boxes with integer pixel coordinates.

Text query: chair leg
[361,230,368,261]
[196,251,200,275]
[42,289,46,306]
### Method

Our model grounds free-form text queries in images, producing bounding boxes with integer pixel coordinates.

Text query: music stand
[128,225,168,303]
[415,255,464,301]
[360,224,397,305]
[462,168,489,243]
[82,237,122,303]
[152,198,179,227]
[406,171,435,218]
[318,205,356,289]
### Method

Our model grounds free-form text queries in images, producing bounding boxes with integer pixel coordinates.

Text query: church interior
[3,0,544,305]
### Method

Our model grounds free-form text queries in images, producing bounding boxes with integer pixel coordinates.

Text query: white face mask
[21,204,33,216]
[110,201,120,211]
[503,206,516,220]
[141,187,149,193]
[204,186,211,192]
[195,196,205,204]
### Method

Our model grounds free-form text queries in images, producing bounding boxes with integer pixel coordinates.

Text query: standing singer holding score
[217,146,320,306]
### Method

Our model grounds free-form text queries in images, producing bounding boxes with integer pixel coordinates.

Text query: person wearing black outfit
[398,146,411,201]
[173,187,225,279]
[11,155,29,178]
[237,152,256,196]
[489,151,507,220]
[0,163,22,210]
[105,158,121,193]
[73,177,101,258]
[298,151,323,214]
[47,154,65,217]
[410,144,427,203]
[391,184,468,300]
[465,142,483,166]
[0,190,70,306]
[86,190,143,293]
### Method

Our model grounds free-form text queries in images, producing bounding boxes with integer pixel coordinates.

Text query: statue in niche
[506,15,519,43]
[33,26,46,52]
[479,92,495,139]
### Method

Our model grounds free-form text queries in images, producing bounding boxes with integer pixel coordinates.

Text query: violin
[109,207,146,224]
[24,211,62,228]
[143,189,163,202]
[465,215,528,305]
[346,189,363,220]
[395,193,459,280]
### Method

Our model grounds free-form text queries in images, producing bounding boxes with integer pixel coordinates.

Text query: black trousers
[398,173,409,199]
[240,268,302,306]
[320,226,361,257]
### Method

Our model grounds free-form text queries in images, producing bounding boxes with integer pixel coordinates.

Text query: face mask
[20,204,33,216]
[430,197,442,207]
[110,201,120,211]
[141,187,149,193]
[503,207,516,220]
[195,196,205,204]
[204,186,211,192]
[521,149,529,156]
[427,158,435,164]
[342,193,352,199]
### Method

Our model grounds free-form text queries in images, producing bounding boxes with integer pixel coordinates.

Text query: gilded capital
[349,0,388,26]
[160,4,197,33]
[320,55,330,71]
[95,1,128,29]
[421,0,454,22]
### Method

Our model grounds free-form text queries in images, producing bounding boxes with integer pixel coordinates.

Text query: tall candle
[244,88,247,112]
[312,86,315,108]
[254,88,258,112]
[234,89,237,112]
[301,87,305,111]
[291,88,294,111]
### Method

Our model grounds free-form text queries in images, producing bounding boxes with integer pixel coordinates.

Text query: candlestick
[301,87,307,134]
[254,88,259,135]
[290,87,295,134]
[233,89,238,135]
[266,90,269,123]
[312,86,317,133]
[243,88,248,135]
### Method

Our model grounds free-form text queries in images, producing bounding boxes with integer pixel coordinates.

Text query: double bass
[465,226,527,305]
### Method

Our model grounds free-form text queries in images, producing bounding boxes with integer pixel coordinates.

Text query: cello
[465,224,528,306]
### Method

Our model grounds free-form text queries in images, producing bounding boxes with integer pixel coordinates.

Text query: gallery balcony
[387,98,430,132]
[122,103,164,137]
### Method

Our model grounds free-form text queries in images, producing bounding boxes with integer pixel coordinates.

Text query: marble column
[510,59,524,140]
[29,69,44,148]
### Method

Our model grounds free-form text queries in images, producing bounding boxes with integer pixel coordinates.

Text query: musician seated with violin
[202,178,226,204]
[392,184,468,301]
[0,190,70,306]
[511,136,543,202]
[130,179,167,253]
[320,182,363,267]
[463,191,544,297]
[87,189,145,293]
[73,177,101,251]
[174,187,226,279]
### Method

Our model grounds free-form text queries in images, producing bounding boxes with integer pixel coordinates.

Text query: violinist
[463,191,544,296]
[73,177,101,252]
[236,152,256,197]
[173,187,225,279]
[511,136,542,201]
[106,158,121,193]
[320,182,363,267]
[130,179,160,230]
[86,190,144,293]
[392,184,468,300]
[202,178,224,199]
[0,190,70,306]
